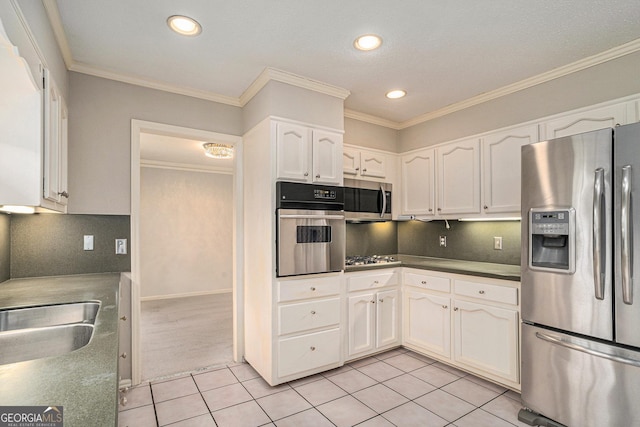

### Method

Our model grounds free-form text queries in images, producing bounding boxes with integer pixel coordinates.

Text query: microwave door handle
[621,165,633,305]
[593,168,605,300]
[380,184,386,218]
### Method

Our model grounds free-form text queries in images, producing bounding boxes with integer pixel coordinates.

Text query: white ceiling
[50,0,640,126]
[140,133,234,171]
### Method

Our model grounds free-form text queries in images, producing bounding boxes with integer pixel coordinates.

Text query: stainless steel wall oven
[276,182,345,277]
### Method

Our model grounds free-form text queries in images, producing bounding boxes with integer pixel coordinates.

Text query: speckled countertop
[346,254,521,281]
[0,273,121,427]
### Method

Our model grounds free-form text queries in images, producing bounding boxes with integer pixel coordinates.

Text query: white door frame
[130,119,244,385]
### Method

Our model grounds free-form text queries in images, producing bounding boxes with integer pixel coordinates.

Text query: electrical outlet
[116,239,127,255]
[494,236,503,250]
[439,235,447,247]
[83,235,94,251]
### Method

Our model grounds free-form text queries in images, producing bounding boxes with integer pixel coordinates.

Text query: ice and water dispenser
[529,209,575,274]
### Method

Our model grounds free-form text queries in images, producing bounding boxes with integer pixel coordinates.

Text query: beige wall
[68,72,243,215]
[243,80,344,132]
[344,118,399,152]
[0,213,9,282]
[139,167,233,299]
[399,51,640,152]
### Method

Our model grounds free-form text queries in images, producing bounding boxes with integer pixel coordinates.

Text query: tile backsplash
[346,222,398,256]
[8,213,131,279]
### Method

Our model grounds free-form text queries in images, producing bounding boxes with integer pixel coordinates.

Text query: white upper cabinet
[436,138,481,215]
[481,124,538,214]
[43,69,69,207]
[343,146,387,180]
[401,149,436,216]
[312,130,343,185]
[276,121,342,185]
[540,102,633,140]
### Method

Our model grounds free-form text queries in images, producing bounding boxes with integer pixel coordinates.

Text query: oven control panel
[314,189,337,200]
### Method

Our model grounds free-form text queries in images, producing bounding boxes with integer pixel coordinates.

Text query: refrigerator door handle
[593,168,606,300]
[621,165,633,305]
[536,332,640,368]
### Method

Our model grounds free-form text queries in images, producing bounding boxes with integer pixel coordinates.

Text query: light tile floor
[119,348,528,427]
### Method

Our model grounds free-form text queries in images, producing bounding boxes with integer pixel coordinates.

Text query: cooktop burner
[345,255,400,266]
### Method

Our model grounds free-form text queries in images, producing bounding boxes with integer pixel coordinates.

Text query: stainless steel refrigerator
[520,122,640,427]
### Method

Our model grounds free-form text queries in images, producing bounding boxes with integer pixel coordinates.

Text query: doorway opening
[131,120,243,384]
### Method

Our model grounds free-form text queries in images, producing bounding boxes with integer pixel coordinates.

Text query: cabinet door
[452,299,519,383]
[482,125,537,214]
[276,123,311,182]
[43,70,62,203]
[401,150,435,216]
[312,130,342,185]
[437,139,480,215]
[541,102,630,140]
[360,150,386,178]
[348,293,375,357]
[343,147,360,176]
[376,289,399,348]
[403,289,450,358]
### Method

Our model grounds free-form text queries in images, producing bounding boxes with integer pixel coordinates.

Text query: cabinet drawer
[347,271,399,292]
[454,280,518,305]
[277,276,341,302]
[404,272,450,293]
[278,298,340,335]
[277,328,341,378]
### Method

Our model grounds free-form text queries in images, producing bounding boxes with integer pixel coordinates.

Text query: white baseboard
[140,288,232,302]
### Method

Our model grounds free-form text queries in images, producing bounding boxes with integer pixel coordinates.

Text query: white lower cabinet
[346,270,400,360]
[274,274,343,383]
[402,268,521,389]
[452,300,519,383]
[403,289,450,358]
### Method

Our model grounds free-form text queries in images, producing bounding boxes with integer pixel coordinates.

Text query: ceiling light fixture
[386,89,407,99]
[203,142,234,159]
[354,34,382,51]
[167,15,202,36]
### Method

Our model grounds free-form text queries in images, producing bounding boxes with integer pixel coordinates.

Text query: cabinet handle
[378,299,384,303]
[58,191,69,198]
[479,290,485,294]
[437,208,442,211]
[304,172,309,177]
[120,316,127,321]
[363,168,367,172]
[484,205,488,210]
[120,352,127,359]
[373,280,379,284]
[421,280,427,285]
[310,346,316,351]
[453,307,459,311]
[316,174,321,179]
[310,310,316,315]
[442,305,448,309]
[371,300,376,304]
[428,208,433,212]
[310,287,316,291]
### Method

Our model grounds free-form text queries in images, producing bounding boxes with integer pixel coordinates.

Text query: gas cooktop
[345,255,401,267]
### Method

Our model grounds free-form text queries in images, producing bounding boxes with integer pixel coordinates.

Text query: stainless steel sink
[0,324,95,365]
[0,301,99,331]
[0,301,100,365]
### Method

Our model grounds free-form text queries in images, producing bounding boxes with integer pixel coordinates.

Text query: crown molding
[399,37,640,129]
[69,62,242,106]
[140,159,234,175]
[239,67,351,106]
[344,109,402,130]
[42,0,73,69]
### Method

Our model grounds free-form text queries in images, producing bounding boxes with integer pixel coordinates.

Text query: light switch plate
[83,235,94,251]
[116,239,127,255]
[494,236,503,250]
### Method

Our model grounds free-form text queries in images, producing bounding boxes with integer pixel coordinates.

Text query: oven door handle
[278,214,345,220]
[380,184,386,218]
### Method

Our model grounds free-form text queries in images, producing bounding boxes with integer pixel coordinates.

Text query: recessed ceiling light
[167,15,202,36]
[354,34,382,51]
[386,90,407,99]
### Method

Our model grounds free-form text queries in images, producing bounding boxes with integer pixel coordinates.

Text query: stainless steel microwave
[344,178,391,222]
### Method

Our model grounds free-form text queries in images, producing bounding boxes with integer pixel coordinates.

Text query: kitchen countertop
[345,254,521,281]
[0,273,122,427]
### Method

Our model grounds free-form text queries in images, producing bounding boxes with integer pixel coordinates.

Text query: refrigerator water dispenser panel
[529,208,575,273]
